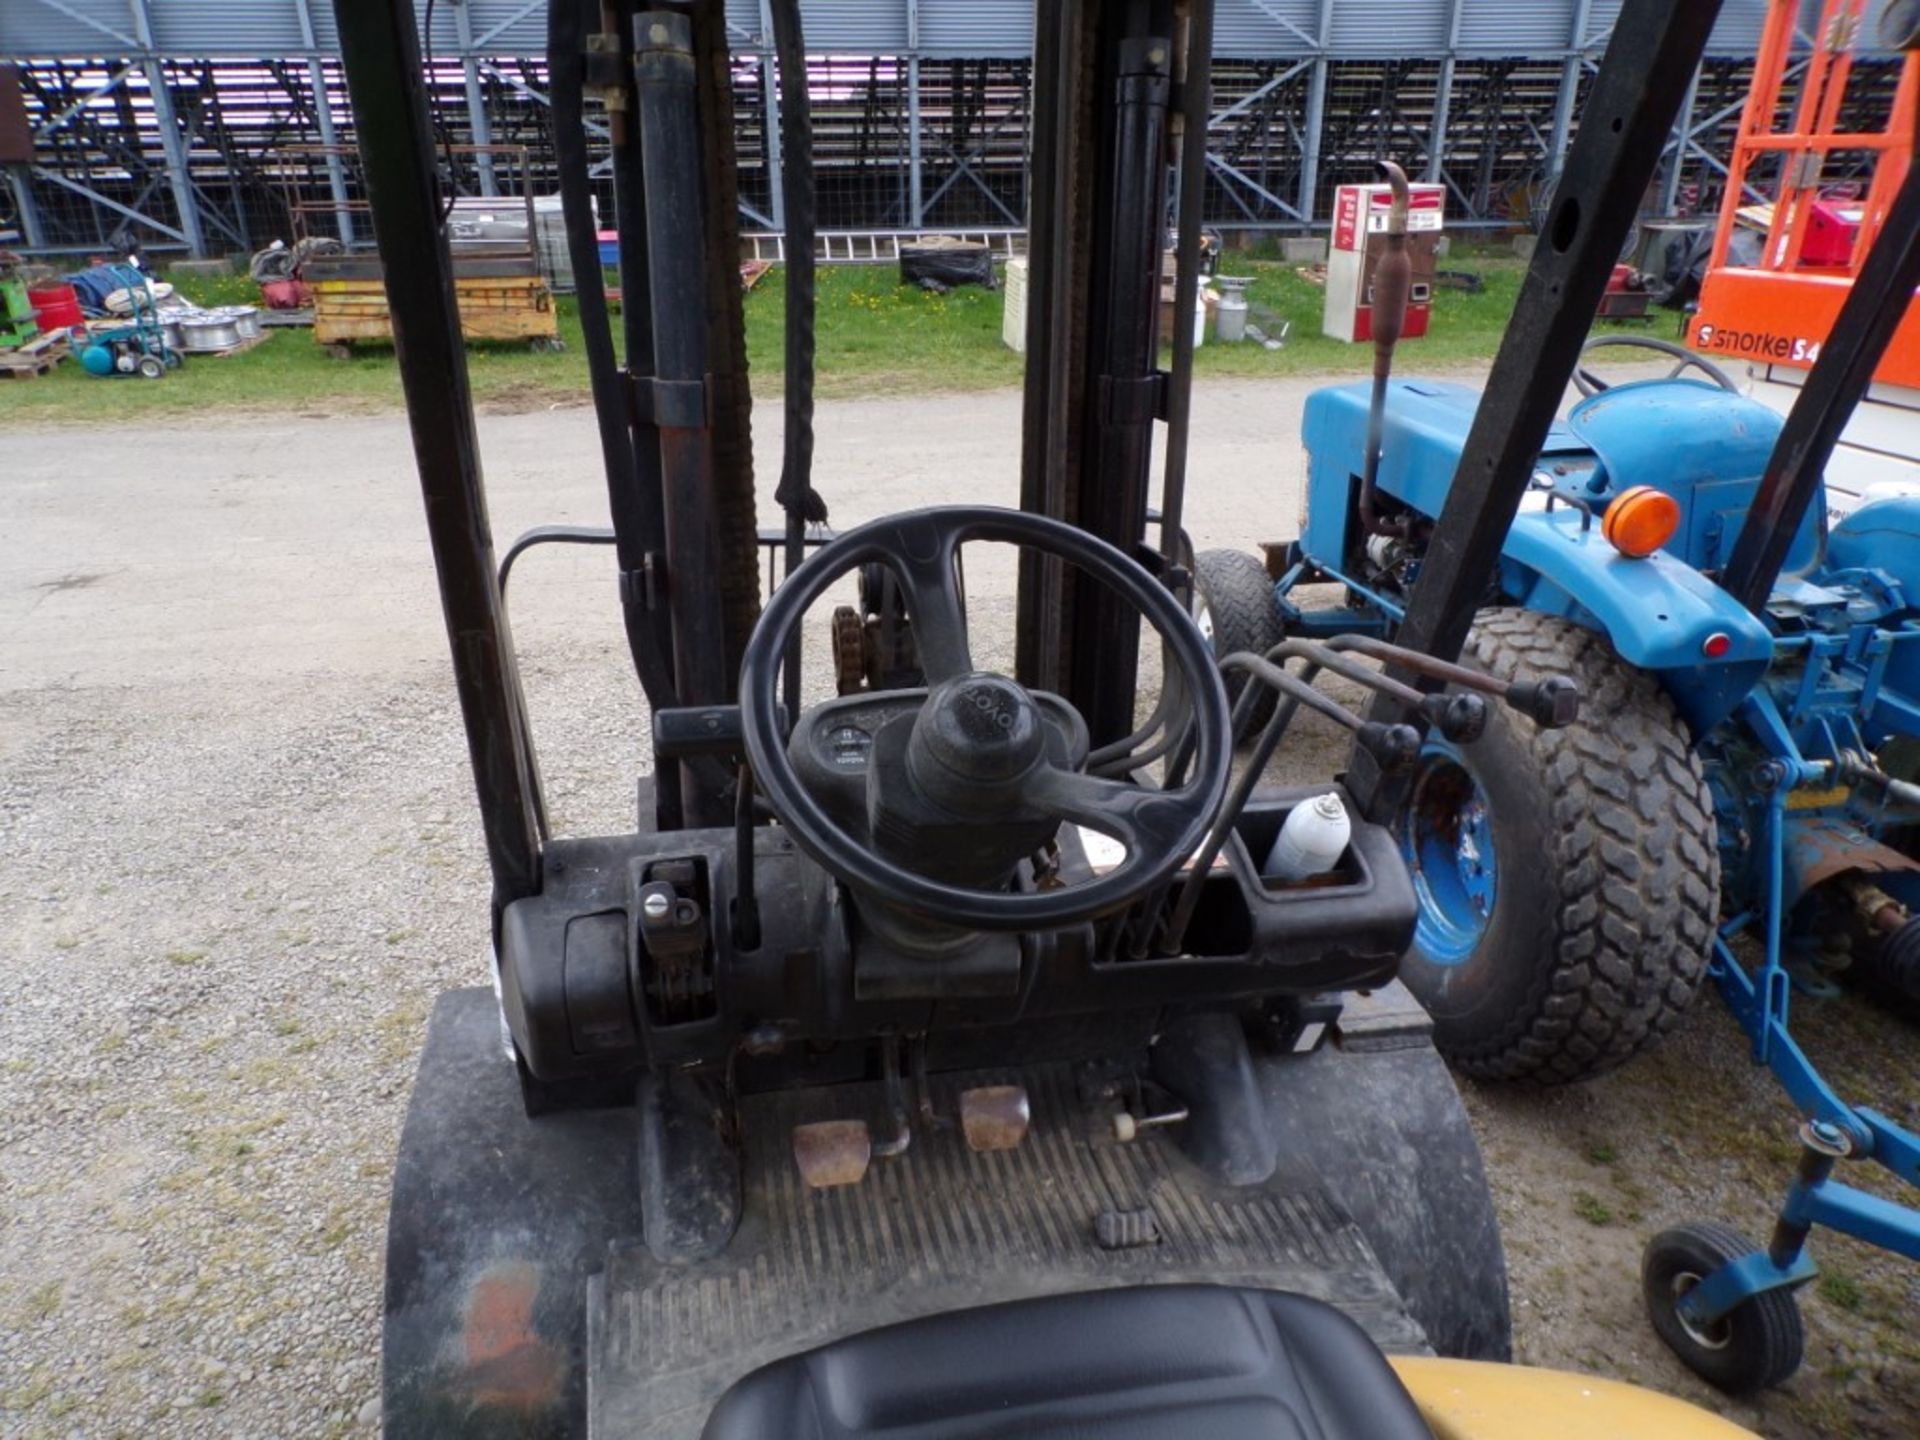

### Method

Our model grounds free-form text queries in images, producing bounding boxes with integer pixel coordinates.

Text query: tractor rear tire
[1643,1222,1804,1393]
[1192,549,1282,742]
[1849,915,1920,1017]
[1397,609,1717,1084]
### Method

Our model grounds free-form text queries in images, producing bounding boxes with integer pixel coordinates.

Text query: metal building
[0,2,1883,259]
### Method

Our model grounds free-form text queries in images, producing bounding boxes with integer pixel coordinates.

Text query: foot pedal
[958,1085,1031,1152]
[1095,1207,1161,1250]
[792,1119,872,1188]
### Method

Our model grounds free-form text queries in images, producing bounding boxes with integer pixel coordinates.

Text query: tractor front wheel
[1192,549,1282,741]
[1396,609,1717,1084]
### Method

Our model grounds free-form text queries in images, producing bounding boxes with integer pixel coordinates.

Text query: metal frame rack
[0,1,1885,259]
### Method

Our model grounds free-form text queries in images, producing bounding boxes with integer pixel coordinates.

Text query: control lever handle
[1321,635,1583,729]
[1503,676,1581,729]
[1266,638,1488,744]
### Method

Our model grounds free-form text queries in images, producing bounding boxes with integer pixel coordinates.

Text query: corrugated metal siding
[1214,0,1322,57]
[462,1,551,53]
[1581,2,1624,49]
[1457,1,1576,55]
[1,4,142,58]
[0,0,1808,62]
[724,0,766,50]
[1707,0,1775,55]
[804,0,909,53]
[151,1,306,56]
[1331,1,1448,54]
[920,0,1033,59]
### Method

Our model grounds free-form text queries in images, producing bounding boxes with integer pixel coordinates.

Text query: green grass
[1571,1191,1615,1227]
[0,254,1668,426]
[1816,1270,1865,1312]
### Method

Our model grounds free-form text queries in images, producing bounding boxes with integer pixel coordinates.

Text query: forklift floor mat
[586,1061,1427,1437]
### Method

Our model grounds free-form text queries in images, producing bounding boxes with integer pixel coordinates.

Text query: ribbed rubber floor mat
[587,1063,1426,1438]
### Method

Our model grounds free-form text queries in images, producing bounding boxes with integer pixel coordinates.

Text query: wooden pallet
[310,274,558,346]
[193,331,273,359]
[0,336,69,379]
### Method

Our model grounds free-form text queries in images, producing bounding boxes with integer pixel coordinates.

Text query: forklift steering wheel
[739,507,1232,931]
[1572,334,1740,398]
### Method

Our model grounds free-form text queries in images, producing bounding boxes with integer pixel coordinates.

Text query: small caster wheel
[136,354,165,379]
[1643,1222,1804,1393]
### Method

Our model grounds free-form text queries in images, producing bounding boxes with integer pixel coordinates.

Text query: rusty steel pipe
[1358,160,1415,540]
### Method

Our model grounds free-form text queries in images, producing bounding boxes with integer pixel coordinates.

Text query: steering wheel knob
[908,673,1047,806]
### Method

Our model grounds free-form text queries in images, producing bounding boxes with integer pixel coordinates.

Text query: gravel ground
[3,373,1917,1438]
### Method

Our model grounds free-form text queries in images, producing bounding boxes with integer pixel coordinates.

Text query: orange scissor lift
[1689,0,1920,511]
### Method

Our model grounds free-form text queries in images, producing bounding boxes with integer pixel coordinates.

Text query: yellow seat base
[1390,1356,1754,1440]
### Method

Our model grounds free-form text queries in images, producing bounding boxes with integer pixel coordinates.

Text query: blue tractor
[1194,329,1920,1391]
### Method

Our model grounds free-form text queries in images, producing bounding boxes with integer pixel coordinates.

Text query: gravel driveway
[3,373,1914,1438]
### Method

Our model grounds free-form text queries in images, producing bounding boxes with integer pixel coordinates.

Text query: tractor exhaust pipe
[1358,160,1413,540]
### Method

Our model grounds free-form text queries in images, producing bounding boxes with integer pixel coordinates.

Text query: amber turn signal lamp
[1601,485,1681,559]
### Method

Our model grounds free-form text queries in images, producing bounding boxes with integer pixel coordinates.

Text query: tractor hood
[1302,379,1590,525]
[1300,376,1776,734]
[1567,379,1818,576]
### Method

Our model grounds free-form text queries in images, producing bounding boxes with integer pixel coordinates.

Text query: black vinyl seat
[702,1284,1434,1440]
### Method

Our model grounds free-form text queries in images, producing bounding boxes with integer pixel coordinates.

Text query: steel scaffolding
[0,1,1884,258]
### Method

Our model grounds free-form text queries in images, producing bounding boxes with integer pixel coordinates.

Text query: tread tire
[1192,549,1283,742]
[1643,1221,1804,1393]
[1399,608,1717,1084]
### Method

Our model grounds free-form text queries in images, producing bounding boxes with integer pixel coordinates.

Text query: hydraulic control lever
[1150,632,1577,957]
[1219,654,1421,773]
[1152,653,1420,955]
[1264,638,1488,744]
[1322,634,1581,729]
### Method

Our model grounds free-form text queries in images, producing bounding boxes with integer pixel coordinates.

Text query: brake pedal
[958,1085,1031,1152]
[792,1119,872,1188]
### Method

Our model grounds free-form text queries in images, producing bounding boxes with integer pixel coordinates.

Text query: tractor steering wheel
[738,507,1232,932]
[1572,334,1740,398]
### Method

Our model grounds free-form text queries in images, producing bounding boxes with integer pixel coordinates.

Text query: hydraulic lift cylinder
[634,10,732,825]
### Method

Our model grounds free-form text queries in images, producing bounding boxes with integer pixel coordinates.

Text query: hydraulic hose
[769,0,827,724]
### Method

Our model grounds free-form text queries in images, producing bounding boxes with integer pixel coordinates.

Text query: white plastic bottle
[1264,792,1352,882]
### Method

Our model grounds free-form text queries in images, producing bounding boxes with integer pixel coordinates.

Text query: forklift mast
[1018,0,1212,747]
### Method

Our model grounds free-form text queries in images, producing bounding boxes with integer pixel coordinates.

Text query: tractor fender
[1782,816,1920,914]
[1495,511,1771,734]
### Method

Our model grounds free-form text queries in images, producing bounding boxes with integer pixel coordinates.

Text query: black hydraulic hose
[548,0,677,712]
[769,0,826,725]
